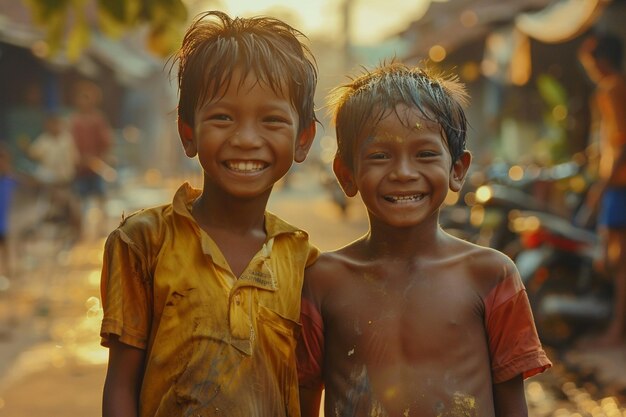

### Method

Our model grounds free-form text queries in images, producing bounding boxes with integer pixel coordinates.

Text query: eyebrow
[363,134,404,146]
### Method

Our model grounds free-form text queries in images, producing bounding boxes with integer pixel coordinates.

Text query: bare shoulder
[306,245,359,280]
[443,232,517,282]
[304,242,363,294]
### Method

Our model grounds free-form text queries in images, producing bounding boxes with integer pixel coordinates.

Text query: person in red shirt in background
[68,80,113,238]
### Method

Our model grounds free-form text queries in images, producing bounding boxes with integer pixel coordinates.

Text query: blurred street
[1,0,626,415]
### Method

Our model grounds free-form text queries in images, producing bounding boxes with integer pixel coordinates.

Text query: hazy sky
[193,0,434,45]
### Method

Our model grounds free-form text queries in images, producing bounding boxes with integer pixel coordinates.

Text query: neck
[192,187,270,234]
[363,216,442,260]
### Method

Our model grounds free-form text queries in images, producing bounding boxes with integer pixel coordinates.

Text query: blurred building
[393,0,626,166]
[0,1,181,179]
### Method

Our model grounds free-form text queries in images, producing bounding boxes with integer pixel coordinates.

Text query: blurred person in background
[0,145,17,283]
[3,82,46,175]
[68,79,113,236]
[28,111,82,241]
[578,31,626,347]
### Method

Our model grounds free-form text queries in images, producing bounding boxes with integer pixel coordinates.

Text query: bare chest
[322,269,487,361]
[321,269,494,417]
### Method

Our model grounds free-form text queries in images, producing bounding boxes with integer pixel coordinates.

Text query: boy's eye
[209,114,232,121]
[264,115,290,124]
[417,150,439,158]
[367,152,388,160]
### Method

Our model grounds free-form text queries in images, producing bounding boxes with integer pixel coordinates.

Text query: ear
[178,118,197,158]
[333,156,358,197]
[294,122,316,163]
[449,150,472,192]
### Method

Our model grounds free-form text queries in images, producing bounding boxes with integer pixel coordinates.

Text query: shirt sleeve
[100,227,152,349]
[484,269,552,383]
[305,241,320,268]
[297,297,324,389]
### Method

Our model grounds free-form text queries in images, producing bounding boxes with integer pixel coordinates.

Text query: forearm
[102,338,145,417]
[608,144,626,182]
[493,374,528,417]
[103,380,140,417]
[299,386,323,417]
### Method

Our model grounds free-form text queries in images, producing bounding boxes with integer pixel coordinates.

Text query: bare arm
[493,374,528,417]
[606,83,626,182]
[299,257,334,417]
[299,386,323,417]
[102,336,146,417]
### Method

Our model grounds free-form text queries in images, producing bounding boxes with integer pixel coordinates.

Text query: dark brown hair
[328,61,469,169]
[171,10,318,134]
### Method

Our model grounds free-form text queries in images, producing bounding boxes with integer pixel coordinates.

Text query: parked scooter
[441,159,587,256]
[441,156,608,348]
[513,209,612,349]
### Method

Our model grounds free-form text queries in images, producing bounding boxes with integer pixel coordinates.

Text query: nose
[230,123,262,149]
[388,156,418,182]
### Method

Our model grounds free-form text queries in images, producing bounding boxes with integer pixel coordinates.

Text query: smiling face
[335,104,469,228]
[179,70,314,200]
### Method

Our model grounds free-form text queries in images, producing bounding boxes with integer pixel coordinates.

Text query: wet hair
[590,31,623,71]
[328,61,469,169]
[171,10,318,134]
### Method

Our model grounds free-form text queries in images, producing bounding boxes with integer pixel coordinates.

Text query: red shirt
[70,110,112,175]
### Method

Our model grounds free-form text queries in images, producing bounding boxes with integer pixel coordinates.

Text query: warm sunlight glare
[211,0,338,41]
[199,0,433,45]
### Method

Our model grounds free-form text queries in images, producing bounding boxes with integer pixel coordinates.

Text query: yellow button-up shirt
[100,183,319,417]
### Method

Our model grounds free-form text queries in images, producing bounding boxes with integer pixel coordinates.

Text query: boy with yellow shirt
[99,11,318,417]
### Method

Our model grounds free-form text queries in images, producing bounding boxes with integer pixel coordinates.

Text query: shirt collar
[172,181,308,264]
[172,182,304,237]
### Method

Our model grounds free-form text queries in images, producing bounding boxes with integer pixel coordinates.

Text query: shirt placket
[229,238,277,355]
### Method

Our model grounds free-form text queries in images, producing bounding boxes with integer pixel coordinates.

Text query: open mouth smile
[383,194,425,203]
[224,160,268,173]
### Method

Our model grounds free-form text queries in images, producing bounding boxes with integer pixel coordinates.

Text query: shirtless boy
[297,62,551,417]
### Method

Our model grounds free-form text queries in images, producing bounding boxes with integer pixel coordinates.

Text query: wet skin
[301,106,529,416]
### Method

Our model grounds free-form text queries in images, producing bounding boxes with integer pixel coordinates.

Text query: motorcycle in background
[440,156,610,348]
[440,159,588,257]
[513,209,612,349]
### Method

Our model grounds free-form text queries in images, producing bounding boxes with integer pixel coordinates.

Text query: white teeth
[384,194,424,203]
[226,161,266,172]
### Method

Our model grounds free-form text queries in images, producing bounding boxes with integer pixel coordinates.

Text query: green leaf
[25,0,72,22]
[97,0,126,23]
